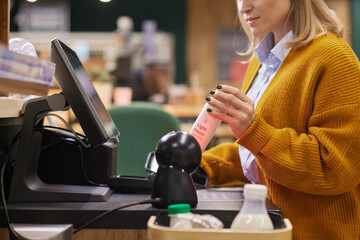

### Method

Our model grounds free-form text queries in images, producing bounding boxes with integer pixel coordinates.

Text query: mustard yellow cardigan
[200,32,360,240]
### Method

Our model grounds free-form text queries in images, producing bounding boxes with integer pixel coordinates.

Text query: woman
[201,0,360,239]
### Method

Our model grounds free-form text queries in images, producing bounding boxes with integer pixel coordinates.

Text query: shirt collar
[255,31,294,64]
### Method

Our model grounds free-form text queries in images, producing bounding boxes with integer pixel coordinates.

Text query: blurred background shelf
[0,76,50,97]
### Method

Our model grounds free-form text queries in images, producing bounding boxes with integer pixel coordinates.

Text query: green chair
[108,104,181,177]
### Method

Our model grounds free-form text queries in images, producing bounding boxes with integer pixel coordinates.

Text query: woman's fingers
[216,85,250,104]
[207,85,253,116]
[205,85,255,138]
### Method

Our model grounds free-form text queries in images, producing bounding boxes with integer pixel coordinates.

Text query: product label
[189,110,220,152]
[193,123,207,137]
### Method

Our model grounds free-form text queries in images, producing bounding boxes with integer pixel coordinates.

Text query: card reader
[107,174,155,193]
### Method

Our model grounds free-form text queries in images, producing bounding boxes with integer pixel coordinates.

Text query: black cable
[38,126,88,151]
[38,128,72,151]
[2,129,161,237]
[36,128,104,187]
[76,144,106,187]
[37,113,91,148]
[2,130,21,183]
[6,131,22,168]
[41,125,87,139]
[73,198,163,234]
[1,131,23,240]
[1,154,12,234]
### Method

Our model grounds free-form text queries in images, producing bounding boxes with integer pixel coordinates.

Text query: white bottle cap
[243,184,268,199]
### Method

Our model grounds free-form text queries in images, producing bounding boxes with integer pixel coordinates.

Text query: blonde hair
[238,0,344,56]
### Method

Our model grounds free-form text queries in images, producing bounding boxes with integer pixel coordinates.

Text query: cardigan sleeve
[200,142,251,187]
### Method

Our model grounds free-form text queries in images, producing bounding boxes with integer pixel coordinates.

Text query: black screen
[50,38,119,147]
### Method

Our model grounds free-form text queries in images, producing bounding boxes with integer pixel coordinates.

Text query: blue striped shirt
[239,31,294,183]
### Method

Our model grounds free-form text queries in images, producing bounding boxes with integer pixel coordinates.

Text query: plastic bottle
[189,102,222,152]
[168,203,193,229]
[9,38,38,57]
[230,184,274,230]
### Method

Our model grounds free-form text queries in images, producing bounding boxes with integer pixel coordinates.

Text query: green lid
[168,203,191,215]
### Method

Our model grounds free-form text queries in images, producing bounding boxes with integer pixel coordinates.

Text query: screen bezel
[50,38,119,147]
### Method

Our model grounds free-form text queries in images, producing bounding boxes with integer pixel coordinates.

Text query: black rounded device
[155,131,202,173]
[151,131,202,208]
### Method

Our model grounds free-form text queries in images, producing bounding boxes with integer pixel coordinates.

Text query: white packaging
[168,204,193,229]
[168,203,224,229]
[169,213,194,229]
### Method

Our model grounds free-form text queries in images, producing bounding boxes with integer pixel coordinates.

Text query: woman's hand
[206,85,255,139]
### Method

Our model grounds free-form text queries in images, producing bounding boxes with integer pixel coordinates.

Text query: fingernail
[205,96,211,101]
[209,90,215,95]
[207,108,212,112]
[216,85,222,89]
